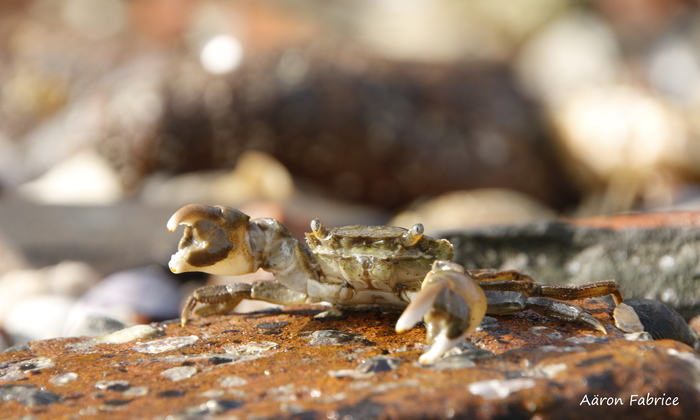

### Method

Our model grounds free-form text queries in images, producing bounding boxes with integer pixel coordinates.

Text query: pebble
[328,356,401,379]
[613,303,645,333]
[218,376,248,388]
[429,354,477,370]
[468,378,537,399]
[95,324,164,344]
[18,149,125,205]
[49,372,79,386]
[131,335,199,354]
[223,341,278,357]
[0,384,62,407]
[623,298,700,350]
[3,294,76,343]
[308,330,365,346]
[161,366,198,381]
[523,363,568,379]
[530,326,563,339]
[66,266,181,332]
[178,399,243,417]
[356,356,401,374]
[256,321,290,331]
[66,315,128,338]
[95,380,131,391]
[123,386,149,397]
[0,261,99,323]
[0,357,55,382]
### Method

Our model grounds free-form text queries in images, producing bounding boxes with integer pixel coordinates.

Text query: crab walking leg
[484,291,607,333]
[181,281,314,326]
[181,283,253,326]
[471,270,623,306]
[396,260,487,364]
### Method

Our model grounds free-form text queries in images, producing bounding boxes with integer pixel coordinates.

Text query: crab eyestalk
[310,218,331,241]
[396,260,487,364]
[400,223,424,247]
[166,204,258,276]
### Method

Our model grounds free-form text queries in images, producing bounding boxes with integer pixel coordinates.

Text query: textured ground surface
[2,299,700,419]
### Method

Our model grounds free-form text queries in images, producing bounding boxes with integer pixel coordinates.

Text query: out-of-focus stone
[391,188,556,234]
[0,196,179,274]
[64,266,181,334]
[0,232,27,276]
[1,300,699,419]
[3,295,76,343]
[443,212,700,319]
[624,298,699,351]
[18,149,125,205]
[0,260,99,324]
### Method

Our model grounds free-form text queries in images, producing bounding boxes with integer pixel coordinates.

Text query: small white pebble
[132,335,199,354]
[95,324,163,345]
[161,366,198,381]
[49,372,78,386]
[468,378,536,399]
[218,376,248,387]
[123,386,149,397]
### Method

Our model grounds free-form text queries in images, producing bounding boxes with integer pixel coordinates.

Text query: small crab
[167,204,623,363]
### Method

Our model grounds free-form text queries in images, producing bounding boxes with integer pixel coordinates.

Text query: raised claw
[167,204,258,276]
[396,260,487,364]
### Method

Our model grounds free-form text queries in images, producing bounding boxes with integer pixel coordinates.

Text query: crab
[167,204,623,363]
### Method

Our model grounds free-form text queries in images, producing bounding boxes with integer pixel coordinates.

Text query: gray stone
[443,221,700,318]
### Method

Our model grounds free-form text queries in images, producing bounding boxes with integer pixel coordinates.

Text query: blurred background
[1,0,700,349]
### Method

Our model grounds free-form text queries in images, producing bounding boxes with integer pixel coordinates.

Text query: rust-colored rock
[1,299,700,419]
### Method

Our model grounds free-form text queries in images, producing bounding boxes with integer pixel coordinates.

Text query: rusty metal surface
[1,300,700,419]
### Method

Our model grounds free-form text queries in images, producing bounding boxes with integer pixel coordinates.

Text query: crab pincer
[396,260,487,364]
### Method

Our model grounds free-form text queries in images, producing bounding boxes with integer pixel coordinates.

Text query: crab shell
[305,221,454,305]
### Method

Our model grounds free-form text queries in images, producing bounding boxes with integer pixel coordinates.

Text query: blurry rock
[65,315,127,338]
[0,270,45,323]
[45,260,101,296]
[154,47,575,211]
[0,261,98,323]
[140,151,293,207]
[689,314,700,338]
[553,86,690,214]
[0,232,27,277]
[64,266,181,334]
[624,298,699,351]
[18,149,125,205]
[613,303,644,334]
[516,6,700,216]
[391,188,555,235]
[442,215,700,319]
[0,197,178,274]
[3,294,76,343]
[516,11,618,108]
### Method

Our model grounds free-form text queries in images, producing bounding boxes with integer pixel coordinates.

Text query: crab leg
[396,260,487,364]
[469,269,623,305]
[181,281,313,326]
[471,270,621,333]
[485,291,606,333]
[181,283,253,326]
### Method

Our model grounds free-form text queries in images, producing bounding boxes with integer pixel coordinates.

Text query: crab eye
[311,219,330,240]
[400,224,424,247]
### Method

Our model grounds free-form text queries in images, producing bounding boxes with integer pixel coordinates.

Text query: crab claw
[167,204,258,276]
[396,260,487,364]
